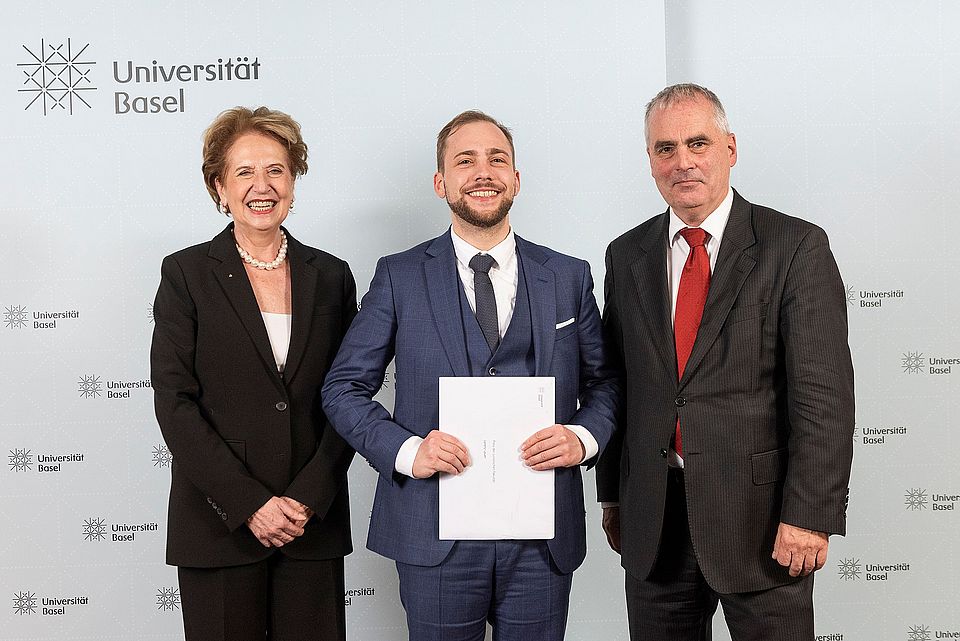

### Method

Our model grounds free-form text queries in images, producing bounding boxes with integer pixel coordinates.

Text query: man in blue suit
[322,110,619,640]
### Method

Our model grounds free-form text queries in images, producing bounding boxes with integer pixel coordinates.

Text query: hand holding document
[438,377,555,540]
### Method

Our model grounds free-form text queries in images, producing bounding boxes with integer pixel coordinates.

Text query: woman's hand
[245,496,307,547]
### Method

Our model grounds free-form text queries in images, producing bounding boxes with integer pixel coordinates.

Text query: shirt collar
[668,187,734,247]
[450,227,517,271]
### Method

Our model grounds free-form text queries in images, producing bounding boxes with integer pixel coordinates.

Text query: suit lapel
[281,229,314,384]
[679,191,758,388]
[629,213,676,377]
[210,225,282,382]
[516,237,555,377]
[423,232,471,377]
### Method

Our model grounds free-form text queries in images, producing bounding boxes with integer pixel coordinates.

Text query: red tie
[673,227,711,457]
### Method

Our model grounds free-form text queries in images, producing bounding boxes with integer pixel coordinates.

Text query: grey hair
[644,83,730,141]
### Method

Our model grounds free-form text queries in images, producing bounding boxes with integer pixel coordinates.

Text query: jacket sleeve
[595,244,626,501]
[284,260,359,518]
[778,226,855,535]
[567,258,620,467]
[321,256,417,483]
[150,255,273,532]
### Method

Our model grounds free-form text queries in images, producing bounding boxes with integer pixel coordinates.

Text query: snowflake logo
[152,443,172,467]
[905,488,928,511]
[147,304,154,324]
[908,624,932,641]
[9,448,33,472]
[4,305,29,329]
[12,591,37,615]
[82,517,107,541]
[844,285,856,306]
[156,586,180,611]
[836,557,861,581]
[902,352,924,374]
[78,374,102,398]
[18,38,96,115]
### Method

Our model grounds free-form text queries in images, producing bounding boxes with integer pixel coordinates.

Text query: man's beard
[447,193,514,229]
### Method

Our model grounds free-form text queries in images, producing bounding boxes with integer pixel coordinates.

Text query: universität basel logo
[18,38,96,115]
[4,305,29,328]
[12,591,37,615]
[156,587,180,611]
[904,488,928,510]
[908,625,931,641]
[82,517,107,541]
[9,448,33,472]
[836,557,861,580]
[152,443,172,467]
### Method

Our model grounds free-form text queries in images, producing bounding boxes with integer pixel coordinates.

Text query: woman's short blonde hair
[201,106,308,209]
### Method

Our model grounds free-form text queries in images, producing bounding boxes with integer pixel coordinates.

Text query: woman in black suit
[150,106,356,641]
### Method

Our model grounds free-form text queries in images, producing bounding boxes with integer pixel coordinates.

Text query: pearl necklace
[236,230,288,270]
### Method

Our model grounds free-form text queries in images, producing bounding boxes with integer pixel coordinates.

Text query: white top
[261,311,292,373]
[392,228,598,478]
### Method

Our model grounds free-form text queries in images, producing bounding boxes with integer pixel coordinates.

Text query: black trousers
[178,553,346,641]
[625,469,814,641]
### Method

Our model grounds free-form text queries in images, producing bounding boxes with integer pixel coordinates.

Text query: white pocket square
[555,317,575,330]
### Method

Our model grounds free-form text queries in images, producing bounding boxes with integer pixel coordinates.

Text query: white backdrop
[2,2,957,640]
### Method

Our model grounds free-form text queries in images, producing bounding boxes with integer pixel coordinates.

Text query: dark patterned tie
[469,253,500,352]
[673,227,711,456]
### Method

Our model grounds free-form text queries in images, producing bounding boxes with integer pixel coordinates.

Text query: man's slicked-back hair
[436,110,515,172]
[644,83,730,142]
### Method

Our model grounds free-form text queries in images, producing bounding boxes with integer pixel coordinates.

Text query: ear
[727,133,738,168]
[513,170,521,197]
[215,177,226,205]
[433,171,446,199]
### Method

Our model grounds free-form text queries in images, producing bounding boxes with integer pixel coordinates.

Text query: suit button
[659,448,668,458]
[488,367,497,376]
[675,397,686,407]
[275,401,288,411]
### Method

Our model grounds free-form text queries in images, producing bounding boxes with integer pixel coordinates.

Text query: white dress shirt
[394,228,599,477]
[666,187,734,467]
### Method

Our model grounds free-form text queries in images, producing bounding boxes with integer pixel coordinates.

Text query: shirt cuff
[395,435,424,478]
[601,502,620,509]
[565,424,598,464]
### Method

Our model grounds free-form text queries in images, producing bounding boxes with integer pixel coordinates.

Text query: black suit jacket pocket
[724,301,767,326]
[225,439,247,463]
[751,447,787,485]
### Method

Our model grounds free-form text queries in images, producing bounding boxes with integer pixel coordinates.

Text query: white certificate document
[438,376,555,540]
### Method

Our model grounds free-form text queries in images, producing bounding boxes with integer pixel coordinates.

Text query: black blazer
[597,191,855,593]
[151,224,356,567]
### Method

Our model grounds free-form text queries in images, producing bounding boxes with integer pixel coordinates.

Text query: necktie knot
[679,227,708,249]
[469,253,497,274]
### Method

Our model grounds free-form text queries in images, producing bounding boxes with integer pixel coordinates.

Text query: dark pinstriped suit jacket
[596,190,855,594]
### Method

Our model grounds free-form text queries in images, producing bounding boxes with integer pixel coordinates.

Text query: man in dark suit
[597,84,855,640]
[322,110,618,641]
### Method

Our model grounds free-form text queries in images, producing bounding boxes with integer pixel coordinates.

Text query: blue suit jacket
[322,230,618,573]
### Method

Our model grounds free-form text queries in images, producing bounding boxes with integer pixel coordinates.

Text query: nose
[472,159,494,180]
[252,169,270,192]
[675,145,696,171]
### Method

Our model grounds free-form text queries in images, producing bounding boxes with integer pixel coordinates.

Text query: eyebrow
[653,134,711,149]
[453,147,512,158]
[232,161,286,171]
